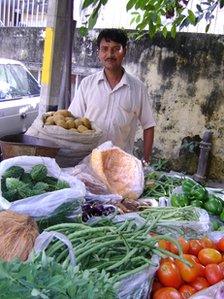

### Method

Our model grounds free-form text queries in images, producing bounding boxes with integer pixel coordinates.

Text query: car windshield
[0,63,40,101]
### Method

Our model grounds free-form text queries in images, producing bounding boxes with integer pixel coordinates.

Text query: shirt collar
[97,68,130,87]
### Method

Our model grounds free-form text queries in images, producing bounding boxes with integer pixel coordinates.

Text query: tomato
[151,279,163,294]
[205,264,223,285]
[198,248,222,265]
[175,254,200,283]
[200,237,216,249]
[157,260,182,288]
[188,240,203,256]
[153,287,183,299]
[197,263,205,277]
[179,285,196,298]
[170,237,189,254]
[219,261,224,276]
[190,277,210,291]
[158,240,171,251]
[217,237,224,252]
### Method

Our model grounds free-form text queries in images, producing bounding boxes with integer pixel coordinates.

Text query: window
[0,63,40,101]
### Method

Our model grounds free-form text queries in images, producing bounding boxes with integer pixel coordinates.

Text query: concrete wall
[0,27,223,180]
[72,30,224,181]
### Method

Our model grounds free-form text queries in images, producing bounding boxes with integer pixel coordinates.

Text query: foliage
[0,252,116,299]
[1,164,70,201]
[80,0,223,38]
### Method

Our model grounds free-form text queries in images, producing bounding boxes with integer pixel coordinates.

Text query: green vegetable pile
[44,217,188,283]
[171,178,224,224]
[1,164,70,201]
[142,172,183,199]
[0,253,116,299]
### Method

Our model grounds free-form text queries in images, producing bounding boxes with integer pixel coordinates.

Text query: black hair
[97,29,128,48]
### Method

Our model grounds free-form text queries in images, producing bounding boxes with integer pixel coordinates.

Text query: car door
[0,62,40,138]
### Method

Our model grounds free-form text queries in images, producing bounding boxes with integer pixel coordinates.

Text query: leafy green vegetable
[2,166,25,179]
[2,189,19,202]
[55,180,70,190]
[0,253,116,299]
[30,164,48,182]
[33,182,50,192]
[20,172,33,187]
[6,178,27,191]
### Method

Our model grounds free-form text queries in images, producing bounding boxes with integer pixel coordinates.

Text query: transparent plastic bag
[34,231,76,266]
[72,141,143,202]
[0,156,86,219]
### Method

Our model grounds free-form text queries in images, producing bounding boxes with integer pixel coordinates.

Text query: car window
[0,63,40,101]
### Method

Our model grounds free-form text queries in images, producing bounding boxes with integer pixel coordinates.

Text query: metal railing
[0,0,47,27]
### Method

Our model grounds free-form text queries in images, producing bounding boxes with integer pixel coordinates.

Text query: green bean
[105,248,138,271]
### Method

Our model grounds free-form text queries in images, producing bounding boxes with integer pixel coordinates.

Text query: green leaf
[88,11,98,29]
[126,0,136,10]
[220,0,224,8]
[171,24,176,38]
[188,9,196,25]
[82,0,98,9]
[79,26,88,37]
[162,26,168,38]
[205,23,210,32]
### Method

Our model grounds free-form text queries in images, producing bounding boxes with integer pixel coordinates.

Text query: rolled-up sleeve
[138,85,156,130]
[68,79,87,117]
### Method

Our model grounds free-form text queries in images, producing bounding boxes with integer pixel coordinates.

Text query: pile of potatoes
[43,109,94,133]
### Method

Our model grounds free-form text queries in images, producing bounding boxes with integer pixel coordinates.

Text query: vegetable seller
[68,29,156,164]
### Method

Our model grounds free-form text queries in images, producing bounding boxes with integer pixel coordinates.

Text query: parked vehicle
[0,58,40,137]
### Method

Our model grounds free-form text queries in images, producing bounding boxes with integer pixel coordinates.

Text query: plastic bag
[26,117,103,167]
[72,141,144,201]
[116,254,159,299]
[34,231,76,266]
[0,156,86,219]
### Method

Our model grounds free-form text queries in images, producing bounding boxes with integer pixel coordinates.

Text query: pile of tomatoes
[151,236,224,299]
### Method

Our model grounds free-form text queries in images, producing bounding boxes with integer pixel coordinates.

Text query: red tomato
[175,254,200,283]
[198,248,222,265]
[170,237,189,254]
[217,238,224,252]
[197,263,205,277]
[157,260,182,288]
[219,261,224,276]
[158,240,171,251]
[153,287,183,299]
[205,264,223,285]
[151,279,163,294]
[190,276,210,291]
[188,240,203,256]
[200,237,216,249]
[179,285,196,298]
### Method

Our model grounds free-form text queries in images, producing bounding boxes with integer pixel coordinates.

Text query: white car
[0,58,40,137]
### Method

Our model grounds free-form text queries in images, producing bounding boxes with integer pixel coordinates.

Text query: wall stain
[201,87,223,120]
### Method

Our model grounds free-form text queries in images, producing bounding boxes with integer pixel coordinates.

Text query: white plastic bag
[26,117,103,167]
[0,156,86,219]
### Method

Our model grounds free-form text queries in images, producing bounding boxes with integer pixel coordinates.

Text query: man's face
[98,38,126,71]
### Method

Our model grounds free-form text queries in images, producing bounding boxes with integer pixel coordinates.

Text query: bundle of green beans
[45,215,190,283]
[139,206,200,222]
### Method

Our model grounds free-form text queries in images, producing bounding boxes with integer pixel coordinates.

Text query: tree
[80,0,224,38]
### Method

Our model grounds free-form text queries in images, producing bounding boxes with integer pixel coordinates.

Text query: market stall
[0,110,223,299]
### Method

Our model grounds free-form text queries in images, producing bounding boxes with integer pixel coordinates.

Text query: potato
[65,116,75,122]
[77,125,88,133]
[45,116,55,125]
[80,117,92,129]
[66,119,76,129]
[74,118,83,127]
[56,119,68,129]
[69,128,78,132]
[54,109,72,117]
[42,111,55,123]
[53,114,65,123]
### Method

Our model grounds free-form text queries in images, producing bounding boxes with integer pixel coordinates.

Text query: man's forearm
[143,127,154,163]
